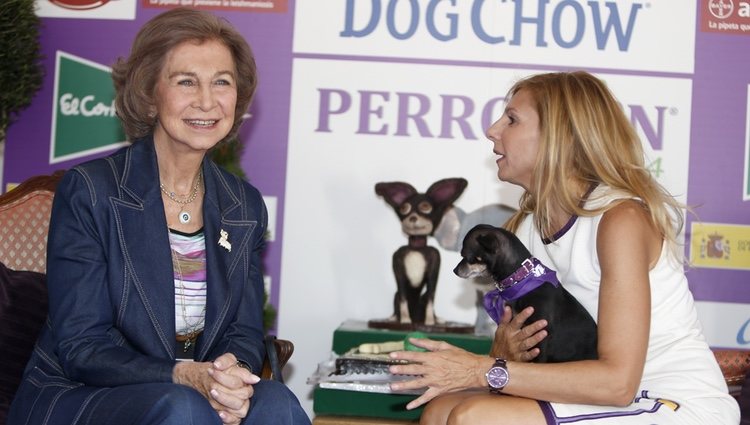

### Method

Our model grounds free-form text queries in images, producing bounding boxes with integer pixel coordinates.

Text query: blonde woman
[389,71,739,424]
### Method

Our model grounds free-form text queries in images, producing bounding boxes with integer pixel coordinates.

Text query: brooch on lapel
[218,229,232,252]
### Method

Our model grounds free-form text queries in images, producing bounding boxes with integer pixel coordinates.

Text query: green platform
[314,388,423,421]
[330,320,492,355]
[313,320,492,420]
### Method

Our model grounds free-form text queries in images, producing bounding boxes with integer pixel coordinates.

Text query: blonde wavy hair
[503,71,684,253]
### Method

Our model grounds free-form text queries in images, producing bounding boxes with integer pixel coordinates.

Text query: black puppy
[376,178,467,325]
[454,224,598,363]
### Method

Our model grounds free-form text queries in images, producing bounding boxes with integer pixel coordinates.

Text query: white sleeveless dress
[515,185,740,424]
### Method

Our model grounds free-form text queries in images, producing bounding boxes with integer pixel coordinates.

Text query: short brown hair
[111,7,257,140]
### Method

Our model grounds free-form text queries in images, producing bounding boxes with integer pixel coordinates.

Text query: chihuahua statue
[374,178,467,327]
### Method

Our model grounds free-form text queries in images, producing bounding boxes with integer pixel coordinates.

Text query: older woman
[8,8,309,425]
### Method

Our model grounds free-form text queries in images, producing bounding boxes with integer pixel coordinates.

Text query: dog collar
[483,257,560,324]
[498,258,540,290]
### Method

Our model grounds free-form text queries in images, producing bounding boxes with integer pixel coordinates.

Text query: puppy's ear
[476,233,499,255]
[375,182,416,210]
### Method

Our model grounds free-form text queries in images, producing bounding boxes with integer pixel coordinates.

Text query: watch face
[487,366,509,389]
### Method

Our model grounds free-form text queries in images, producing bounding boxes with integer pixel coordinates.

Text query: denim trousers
[8,379,310,425]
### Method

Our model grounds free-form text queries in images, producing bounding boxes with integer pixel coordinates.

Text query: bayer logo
[708,0,734,19]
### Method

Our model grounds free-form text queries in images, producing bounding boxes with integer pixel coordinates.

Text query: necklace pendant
[179,211,191,224]
[183,338,192,353]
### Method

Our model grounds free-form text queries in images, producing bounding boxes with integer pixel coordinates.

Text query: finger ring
[235,361,252,372]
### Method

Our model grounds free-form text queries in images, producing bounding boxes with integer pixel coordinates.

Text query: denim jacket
[10,137,267,418]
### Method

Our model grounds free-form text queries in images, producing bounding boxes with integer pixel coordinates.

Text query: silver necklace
[170,245,206,353]
[160,170,202,224]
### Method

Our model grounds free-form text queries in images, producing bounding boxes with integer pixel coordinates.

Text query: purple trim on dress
[542,183,599,245]
[558,403,663,423]
[542,214,578,244]
[540,389,667,423]
[539,401,557,425]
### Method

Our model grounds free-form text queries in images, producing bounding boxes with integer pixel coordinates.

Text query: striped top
[168,228,207,336]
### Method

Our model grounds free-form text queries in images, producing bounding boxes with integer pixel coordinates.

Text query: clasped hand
[174,352,259,424]
[388,306,547,410]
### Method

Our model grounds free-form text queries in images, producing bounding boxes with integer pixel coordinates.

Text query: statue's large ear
[425,178,468,207]
[375,182,417,210]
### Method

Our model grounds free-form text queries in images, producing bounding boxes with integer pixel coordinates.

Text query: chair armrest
[261,338,294,381]
[714,349,750,386]
[713,348,750,399]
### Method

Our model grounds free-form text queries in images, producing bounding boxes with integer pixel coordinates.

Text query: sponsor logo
[701,232,731,259]
[738,317,750,345]
[696,302,750,348]
[708,0,734,18]
[49,0,110,9]
[341,0,645,51]
[50,51,128,164]
[295,1,695,73]
[314,87,672,150]
[701,0,750,34]
[690,222,750,270]
[296,61,690,207]
[58,93,117,118]
[313,84,680,191]
[38,0,136,19]
[141,0,287,12]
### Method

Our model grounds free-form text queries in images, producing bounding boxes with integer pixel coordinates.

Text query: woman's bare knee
[420,402,443,425]
[420,395,458,425]
[446,398,483,425]
[446,395,546,425]
[420,392,480,425]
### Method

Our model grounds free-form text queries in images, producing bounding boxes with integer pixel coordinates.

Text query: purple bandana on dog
[483,257,560,324]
